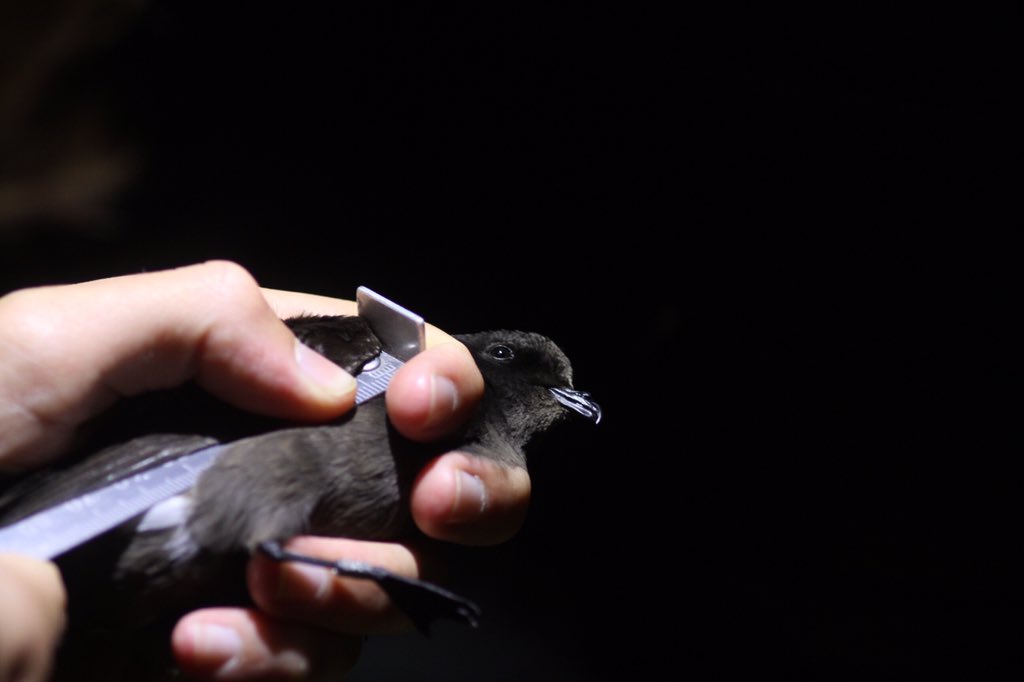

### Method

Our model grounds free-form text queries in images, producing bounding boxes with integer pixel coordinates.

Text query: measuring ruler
[0,287,425,560]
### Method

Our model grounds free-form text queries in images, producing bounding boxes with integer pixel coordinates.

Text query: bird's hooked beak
[549,387,602,424]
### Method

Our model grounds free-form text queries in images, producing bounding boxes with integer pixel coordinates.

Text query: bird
[0,314,601,679]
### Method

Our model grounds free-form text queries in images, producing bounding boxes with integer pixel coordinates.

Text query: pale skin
[0,261,531,681]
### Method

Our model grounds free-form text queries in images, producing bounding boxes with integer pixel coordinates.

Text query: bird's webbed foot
[258,540,481,634]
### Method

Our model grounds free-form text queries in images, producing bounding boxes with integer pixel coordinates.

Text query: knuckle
[191,261,270,322]
[0,287,62,354]
[196,260,258,300]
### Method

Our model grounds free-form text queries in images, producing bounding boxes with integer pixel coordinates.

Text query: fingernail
[190,623,242,671]
[294,341,357,398]
[450,470,487,522]
[277,562,332,603]
[428,374,460,426]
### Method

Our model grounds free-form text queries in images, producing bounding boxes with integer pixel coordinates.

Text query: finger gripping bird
[0,310,600,678]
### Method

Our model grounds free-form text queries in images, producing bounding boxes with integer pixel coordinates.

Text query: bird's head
[455,330,601,444]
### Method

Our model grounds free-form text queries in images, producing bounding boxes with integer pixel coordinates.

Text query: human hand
[0,555,65,682]
[0,261,531,679]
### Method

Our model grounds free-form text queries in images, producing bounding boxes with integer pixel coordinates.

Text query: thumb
[0,261,357,469]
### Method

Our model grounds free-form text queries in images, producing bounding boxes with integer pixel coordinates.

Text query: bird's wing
[0,315,385,524]
[0,433,219,524]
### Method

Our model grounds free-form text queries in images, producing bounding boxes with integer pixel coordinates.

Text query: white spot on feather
[137,495,192,532]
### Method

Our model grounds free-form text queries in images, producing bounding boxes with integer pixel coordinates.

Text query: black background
[0,5,1016,680]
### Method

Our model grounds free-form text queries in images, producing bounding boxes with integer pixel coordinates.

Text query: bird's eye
[488,344,515,361]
